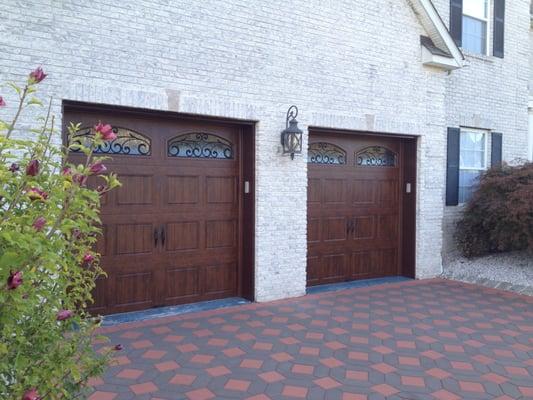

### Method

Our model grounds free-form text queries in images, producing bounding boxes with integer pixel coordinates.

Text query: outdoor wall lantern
[281,105,303,160]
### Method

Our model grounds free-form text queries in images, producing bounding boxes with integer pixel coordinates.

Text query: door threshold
[101,297,250,326]
[306,276,413,295]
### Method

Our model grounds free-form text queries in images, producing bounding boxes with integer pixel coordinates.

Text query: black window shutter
[493,0,505,58]
[450,0,463,47]
[491,132,503,167]
[446,128,461,206]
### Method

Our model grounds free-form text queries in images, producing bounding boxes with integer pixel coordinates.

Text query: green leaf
[27,97,43,106]
[0,251,24,269]
[7,81,21,95]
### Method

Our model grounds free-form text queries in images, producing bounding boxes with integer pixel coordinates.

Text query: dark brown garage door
[307,132,404,286]
[65,107,253,315]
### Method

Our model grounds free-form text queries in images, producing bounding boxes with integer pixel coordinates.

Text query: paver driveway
[91,279,533,400]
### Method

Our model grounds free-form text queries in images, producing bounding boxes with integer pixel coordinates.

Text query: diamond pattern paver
[93,279,533,399]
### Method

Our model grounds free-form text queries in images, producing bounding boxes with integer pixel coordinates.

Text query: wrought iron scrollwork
[356,146,396,167]
[168,133,233,159]
[308,142,346,165]
[69,127,151,156]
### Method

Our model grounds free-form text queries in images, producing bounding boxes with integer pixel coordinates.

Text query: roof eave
[408,0,464,70]
[421,46,462,70]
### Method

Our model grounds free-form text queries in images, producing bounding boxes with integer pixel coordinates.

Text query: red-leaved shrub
[457,161,533,258]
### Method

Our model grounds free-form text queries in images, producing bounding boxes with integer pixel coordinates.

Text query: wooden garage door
[307,132,403,286]
[66,109,243,315]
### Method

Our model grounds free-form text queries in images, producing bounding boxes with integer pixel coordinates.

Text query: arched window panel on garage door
[168,133,234,159]
[69,127,151,156]
[356,146,397,167]
[308,142,347,165]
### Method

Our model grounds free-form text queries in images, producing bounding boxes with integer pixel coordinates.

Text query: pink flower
[27,187,48,201]
[26,159,39,176]
[32,217,46,231]
[56,309,74,321]
[7,271,23,290]
[94,123,116,141]
[83,253,95,263]
[89,162,107,175]
[114,344,123,351]
[72,173,87,186]
[9,163,19,173]
[61,166,72,176]
[29,66,47,84]
[22,388,40,400]
[0,96,5,107]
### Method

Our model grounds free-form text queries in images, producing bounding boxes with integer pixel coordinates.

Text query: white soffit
[407,0,464,70]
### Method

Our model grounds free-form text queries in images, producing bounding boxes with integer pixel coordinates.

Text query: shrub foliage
[0,69,120,399]
[457,161,533,258]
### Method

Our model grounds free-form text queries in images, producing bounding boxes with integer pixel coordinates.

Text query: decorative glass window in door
[69,127,151,156]
[168,133,233,159]
[356,146,396,167]
[308,142,346,165]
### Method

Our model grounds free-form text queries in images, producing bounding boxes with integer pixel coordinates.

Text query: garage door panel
[320,253,347,284]
[167,176,200,204]
[308,178,321,203]
[204,263,236,295]
[378,180,399,205]
[206,176,237,204]
[165,221,200,251]
[323,217,348,242]
[115,223,155,255]
[165,267,200,301]
[116,175,154,205]
[351,250,376,278]
[114,272,154,307]
[307,256,321,285]
[90,276,108,314]
[377,214,399,241]
[352,180,377,205]
[380,248,398,275]
[352,216,375,240]
[308,218,321,243]
[206,219,237,249]
[323,179,348,205]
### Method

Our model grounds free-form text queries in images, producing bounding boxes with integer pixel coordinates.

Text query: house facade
[1,0,529,314]
[529,1,533,161]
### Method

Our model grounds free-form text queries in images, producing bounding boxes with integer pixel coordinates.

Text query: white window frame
[459,128,489,204]
[462,0,491,55]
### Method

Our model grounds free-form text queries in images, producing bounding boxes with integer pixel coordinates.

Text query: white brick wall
[0,0,528,300]
[529,19,533,161]
[433,0,530,260]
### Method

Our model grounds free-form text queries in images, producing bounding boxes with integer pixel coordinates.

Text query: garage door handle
[154,228,159,247]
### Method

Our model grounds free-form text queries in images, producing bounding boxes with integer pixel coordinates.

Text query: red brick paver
[92,279,533,399]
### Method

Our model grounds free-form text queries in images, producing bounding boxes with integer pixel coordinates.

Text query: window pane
[461,131,485,152]
[462,16,487,54]
[459,169,482,203]
[474,151,485,168]
[463,0,488,19]
[460,149,476,168]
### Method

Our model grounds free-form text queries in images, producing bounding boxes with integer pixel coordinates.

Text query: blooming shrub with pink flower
[0,69,120,399]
